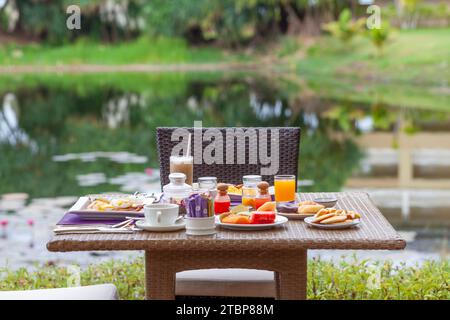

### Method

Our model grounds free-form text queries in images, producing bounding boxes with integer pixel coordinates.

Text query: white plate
[135,219,186,232]
[215,215,288,230]
[277,212,313,220]
[304,217,360,229]
[68,197,144,220]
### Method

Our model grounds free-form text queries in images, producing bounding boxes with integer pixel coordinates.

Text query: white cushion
[0,284,118,300]
[176,269,275,297]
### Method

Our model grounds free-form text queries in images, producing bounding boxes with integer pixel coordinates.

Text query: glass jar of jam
[255,181,271,210]
[198,176,218,199]
[241,175,262,209]
[214,183,231,214]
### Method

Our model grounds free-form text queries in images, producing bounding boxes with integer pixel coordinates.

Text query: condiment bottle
[241,175,262,209]
[255,181,271,210]
[214,183,231,215]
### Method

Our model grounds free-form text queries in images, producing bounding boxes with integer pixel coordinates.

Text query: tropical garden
[0,0,449,299]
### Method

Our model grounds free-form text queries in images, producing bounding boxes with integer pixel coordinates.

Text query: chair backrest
[156,127,300,188]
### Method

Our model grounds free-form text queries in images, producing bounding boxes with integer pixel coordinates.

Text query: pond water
[0,72,449,269]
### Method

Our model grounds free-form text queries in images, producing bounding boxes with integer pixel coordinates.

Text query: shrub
[366,22,391,56]
[322,9,365,45]
[1,257,448,300]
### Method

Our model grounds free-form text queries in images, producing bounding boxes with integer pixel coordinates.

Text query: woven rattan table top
[47,192,406,252]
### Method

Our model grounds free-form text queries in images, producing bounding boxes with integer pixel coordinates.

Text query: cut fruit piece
[222,214,251,224]
[257,201,276,212]
[230,205,249,214]
[251,211,276,224]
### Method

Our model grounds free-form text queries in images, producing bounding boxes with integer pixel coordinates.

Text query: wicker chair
[156,126,301,298]
[156,127,301,188]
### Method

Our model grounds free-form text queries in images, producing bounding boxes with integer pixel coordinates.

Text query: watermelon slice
[251,211,276,224]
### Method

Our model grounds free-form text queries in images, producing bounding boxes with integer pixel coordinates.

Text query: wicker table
[47,192,406,300]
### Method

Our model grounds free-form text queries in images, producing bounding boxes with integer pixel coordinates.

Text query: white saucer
[135,219,186,232]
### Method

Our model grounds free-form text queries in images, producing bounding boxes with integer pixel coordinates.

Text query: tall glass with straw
[170,133,193,185]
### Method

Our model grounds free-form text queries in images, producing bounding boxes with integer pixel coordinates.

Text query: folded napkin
[57,212,126,226]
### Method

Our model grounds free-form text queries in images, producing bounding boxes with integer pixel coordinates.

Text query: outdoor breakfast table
[47,192,406,300]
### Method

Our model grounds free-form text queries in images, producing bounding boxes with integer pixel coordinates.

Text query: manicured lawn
[1,258,448,300]
[296,28,450,85]
[0,37,248,65]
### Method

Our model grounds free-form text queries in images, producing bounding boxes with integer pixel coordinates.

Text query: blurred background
[0,0,449,269]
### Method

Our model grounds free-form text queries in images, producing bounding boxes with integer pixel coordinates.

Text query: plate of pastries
[304,208,361,229]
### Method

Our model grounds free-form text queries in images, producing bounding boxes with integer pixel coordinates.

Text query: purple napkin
[57,212,127,225]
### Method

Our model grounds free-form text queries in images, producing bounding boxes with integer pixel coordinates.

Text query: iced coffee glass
[170,156,193,185]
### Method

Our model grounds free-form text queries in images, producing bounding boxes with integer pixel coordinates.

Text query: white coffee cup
[144,203,179,226]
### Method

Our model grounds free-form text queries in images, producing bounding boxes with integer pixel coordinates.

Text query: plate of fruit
[216,204,288,230]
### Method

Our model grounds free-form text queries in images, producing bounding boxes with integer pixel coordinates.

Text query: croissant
[298,204,325,214]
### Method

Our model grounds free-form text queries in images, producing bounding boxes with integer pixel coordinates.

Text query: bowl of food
[276,200,325,220]
[313,197,338,208]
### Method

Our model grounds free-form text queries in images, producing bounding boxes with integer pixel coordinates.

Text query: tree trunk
[282,2,303,34]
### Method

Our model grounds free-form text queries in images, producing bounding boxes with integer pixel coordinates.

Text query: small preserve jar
[162,173,192,207]
[241,175,262,209]
[214,183,231,215]
[255,181,271,210]
[198,177,218,199]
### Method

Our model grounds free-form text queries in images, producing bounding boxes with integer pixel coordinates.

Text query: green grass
[0,37,248,65]
[1,258,448,300]
[296,28,450,85]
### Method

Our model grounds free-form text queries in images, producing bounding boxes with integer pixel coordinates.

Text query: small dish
[313,197,338,208]
[135,219,186,232]
[277,212,312,220]
[304,216,360,229]
[185,216,216,236]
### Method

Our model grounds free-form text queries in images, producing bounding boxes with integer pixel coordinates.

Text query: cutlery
[53,226,136,234]
[125,216,145,220]
[111,219,135,228]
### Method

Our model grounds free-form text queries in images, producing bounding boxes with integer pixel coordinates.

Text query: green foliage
[366,23,390,56]
[322,9,365,45]
[142,0,283,47]
[309,257,449,300]
[1,258,448,299]
[277,36,301,58]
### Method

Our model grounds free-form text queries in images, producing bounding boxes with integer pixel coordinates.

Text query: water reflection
[0,93,36,150]
[53,151,148,164]
[0,74,448,268]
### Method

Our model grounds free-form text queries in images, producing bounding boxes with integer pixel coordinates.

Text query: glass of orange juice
[274,175,296,202]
